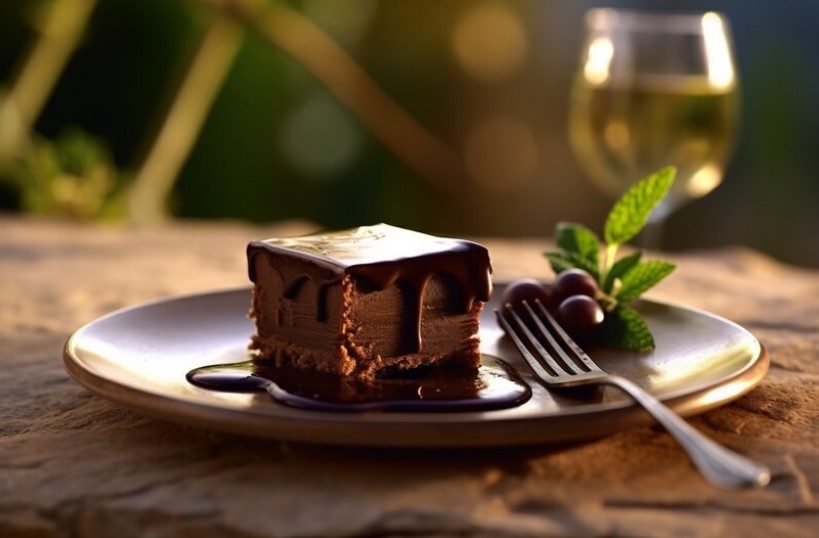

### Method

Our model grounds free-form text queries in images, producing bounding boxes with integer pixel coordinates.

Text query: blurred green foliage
[11,127,126,219]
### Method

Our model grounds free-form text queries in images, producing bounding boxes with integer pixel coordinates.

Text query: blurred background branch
[128,7,242,224]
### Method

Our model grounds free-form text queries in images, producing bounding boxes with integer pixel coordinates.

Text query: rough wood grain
[1,217,817,537]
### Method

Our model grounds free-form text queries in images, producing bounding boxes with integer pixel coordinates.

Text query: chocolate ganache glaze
[247,224,492,352]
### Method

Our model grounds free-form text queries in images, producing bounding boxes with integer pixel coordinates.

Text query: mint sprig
[545,167,677,351]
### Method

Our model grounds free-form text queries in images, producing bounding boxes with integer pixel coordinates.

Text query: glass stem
[639,217,666,252]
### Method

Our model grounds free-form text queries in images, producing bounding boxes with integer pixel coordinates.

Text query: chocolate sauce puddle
[186,355,531,412]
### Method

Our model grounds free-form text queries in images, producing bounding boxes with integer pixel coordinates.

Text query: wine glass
[569,9,739,247]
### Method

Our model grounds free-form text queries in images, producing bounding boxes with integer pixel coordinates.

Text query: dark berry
[500,278,552,309]
[554,268,599,303]
[557,294,604,337]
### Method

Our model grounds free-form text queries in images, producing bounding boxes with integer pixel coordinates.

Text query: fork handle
[604,375,771,489]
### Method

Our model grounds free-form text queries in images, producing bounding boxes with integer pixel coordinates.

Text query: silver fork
[497,299,770,489]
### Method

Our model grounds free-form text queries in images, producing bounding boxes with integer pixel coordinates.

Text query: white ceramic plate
[64,284,767,447]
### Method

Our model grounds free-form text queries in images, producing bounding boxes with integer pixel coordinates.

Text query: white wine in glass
[569,9,739,242]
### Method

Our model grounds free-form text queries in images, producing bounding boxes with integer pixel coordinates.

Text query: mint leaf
[604,167,676,246]
[615,260,676,302]
[602,250,642,294]
[544,250,599,280]
[601,305,654,351]
[555,222,600,271]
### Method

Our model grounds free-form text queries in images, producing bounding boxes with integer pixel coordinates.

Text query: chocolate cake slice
[247,224,492,378]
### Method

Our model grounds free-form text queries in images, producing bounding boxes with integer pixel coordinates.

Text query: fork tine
[496,304,567,379]
[522,300,587,375]
[532,299,601,373]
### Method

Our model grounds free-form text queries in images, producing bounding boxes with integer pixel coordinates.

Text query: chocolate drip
[283,275,309,299]
[349,249,491,352]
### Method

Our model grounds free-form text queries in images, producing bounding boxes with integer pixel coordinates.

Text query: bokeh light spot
[687,164,721,198]
[280,94,362,179]
[604,121,630,150]
[702,12,735,90]
[453,2,528,82]
[583,37,613,85]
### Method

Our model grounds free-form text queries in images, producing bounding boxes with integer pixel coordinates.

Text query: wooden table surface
[2,216,818,537]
